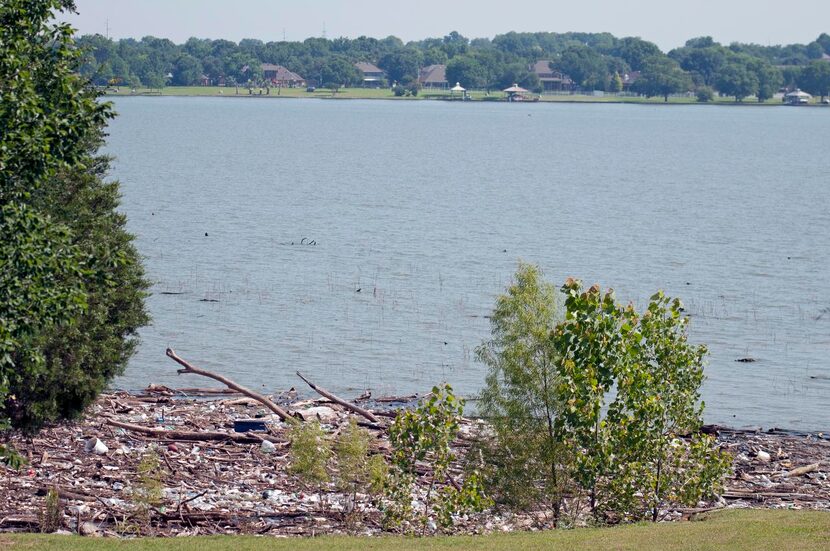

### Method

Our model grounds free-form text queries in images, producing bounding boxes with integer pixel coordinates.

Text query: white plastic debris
[84,438,108,455]
[756,450,771,462]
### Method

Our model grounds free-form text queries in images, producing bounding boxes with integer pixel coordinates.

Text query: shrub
[696,86,715,102]
[289,420,331,494]
[334,417,387,528]
[385,384,491,533]
[39,488,62,533]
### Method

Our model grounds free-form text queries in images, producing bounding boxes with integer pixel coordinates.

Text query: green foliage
[478,265,729,525]
[319,55,362,90]
[633,56,692,101]
[0,443,26,470]
[386,384,491,533]
[0,0,149,433]
[798,60,830,100]
[696,86,715,102]
[39,488,62,533]
[554,279,729,521]
[750,60,783,102]
[129,449,165,533]
[446,55,488,89]
[368,453,390,495]
[476,263,569,520]
[715,59,760,101]
[556,45,610,90]
[334,418,372,493]
[289,420,331,487]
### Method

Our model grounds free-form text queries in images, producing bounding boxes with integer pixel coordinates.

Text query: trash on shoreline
[2,360,828,537]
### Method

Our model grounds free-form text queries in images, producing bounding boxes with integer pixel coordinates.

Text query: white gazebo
[503,83,529,101]
[450,82,466,99]
[784,89,811,105]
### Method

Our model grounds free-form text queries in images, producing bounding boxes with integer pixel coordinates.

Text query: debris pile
[1,352,828,537]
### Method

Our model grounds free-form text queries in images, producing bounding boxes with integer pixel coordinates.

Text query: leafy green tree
[172,53,203,85]
[557,45,609,90]
[633,56,692,101]
[476,264,570,523]
[552,279,728,521]
[1,0,149,441]
[750,60,782,102]
[319,55,362,90]
[604,291,729,522]
[670,46,727,86]
[614,37,662,71]
[378,49,421,84]
[445,55,487,89]
[798,60,830,102]
[715,60,759,101]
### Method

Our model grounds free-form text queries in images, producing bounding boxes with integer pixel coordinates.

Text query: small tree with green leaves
[552,279,729,522]
[289,420,331,508]
[476,263,571,525]
[604,291,730,521]
[386,384,491,534]
[334,417,388,529]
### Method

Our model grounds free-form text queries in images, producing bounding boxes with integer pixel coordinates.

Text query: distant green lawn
[3,510,830,551]
[102,86,801,105]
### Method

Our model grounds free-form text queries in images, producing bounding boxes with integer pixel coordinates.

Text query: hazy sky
[63,0,828,51]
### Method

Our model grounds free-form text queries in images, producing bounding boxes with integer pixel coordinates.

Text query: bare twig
[295,371,378,423]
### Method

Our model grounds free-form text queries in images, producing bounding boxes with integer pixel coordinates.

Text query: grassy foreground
[2,510,829,551]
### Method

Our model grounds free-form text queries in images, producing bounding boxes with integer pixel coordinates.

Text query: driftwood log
[105,418,285,444]
[166,348,295,423]
[296,371,378,423]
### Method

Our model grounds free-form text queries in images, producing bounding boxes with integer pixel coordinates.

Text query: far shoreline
[103,86,830,108]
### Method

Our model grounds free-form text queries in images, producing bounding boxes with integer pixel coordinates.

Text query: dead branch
[166,348,294,423]
[295,371,378,423]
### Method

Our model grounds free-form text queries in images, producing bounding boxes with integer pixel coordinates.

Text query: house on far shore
[261,63,306,87]
[355,62,385,87]
[622,71,641,91]
[419,64,448,89]
[531,61,574,92]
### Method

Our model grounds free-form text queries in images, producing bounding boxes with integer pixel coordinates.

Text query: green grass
[2,510,829,551]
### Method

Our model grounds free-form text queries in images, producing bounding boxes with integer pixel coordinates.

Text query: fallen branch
[166,348,294,423]
[783,463,820,478]
[296,371,378,423]
[104,418,284,444]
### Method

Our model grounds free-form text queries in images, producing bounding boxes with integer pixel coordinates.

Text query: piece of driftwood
[166,348,294,423]
[295,371,378,423]
[784,462,820,478]
[104,418,284,444]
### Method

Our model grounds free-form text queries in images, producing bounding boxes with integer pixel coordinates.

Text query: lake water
[106,97,830,431]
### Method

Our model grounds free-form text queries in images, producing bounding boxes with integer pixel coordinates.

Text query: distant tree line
[78,30,830,101]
